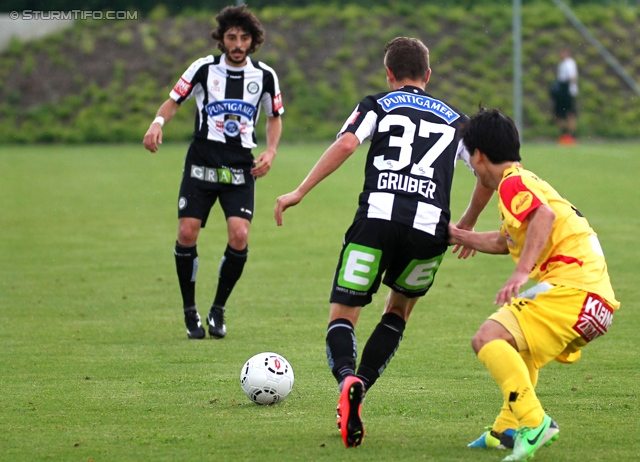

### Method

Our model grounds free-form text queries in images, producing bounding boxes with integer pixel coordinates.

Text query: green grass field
[1,141,638,461]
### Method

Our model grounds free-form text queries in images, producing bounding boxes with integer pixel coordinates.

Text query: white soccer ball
[240,352,294,405]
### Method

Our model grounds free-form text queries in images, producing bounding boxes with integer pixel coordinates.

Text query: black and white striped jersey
[170,54,284,149]
[338,85,472,241]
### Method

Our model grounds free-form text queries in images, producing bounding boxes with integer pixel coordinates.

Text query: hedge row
[0,3,638,143]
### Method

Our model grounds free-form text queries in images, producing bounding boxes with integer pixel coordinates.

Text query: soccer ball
[240,352,294,405]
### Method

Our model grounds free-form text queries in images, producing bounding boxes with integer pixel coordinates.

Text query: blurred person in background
[552,47,578,145]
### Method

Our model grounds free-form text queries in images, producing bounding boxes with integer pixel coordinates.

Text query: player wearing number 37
[274,37,493,447]
[449,108,620,461]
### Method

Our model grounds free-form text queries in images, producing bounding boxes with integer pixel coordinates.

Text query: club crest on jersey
[205,99,257,119]
[224,119,241,137]
[377,91,459,124]
[247,81,260,94]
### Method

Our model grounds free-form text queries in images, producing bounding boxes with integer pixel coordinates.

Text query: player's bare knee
[384,305,410,322]
[178,226,199,245]
[471,331,486,354]
[228,230,248,250]
[471,322,498,353]
[384,291,416,322]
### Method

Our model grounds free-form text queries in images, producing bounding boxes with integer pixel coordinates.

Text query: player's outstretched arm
[494,204,555,305]
[143,99,180,153]
[457,178,494,229]
[449,222,508,258]
[453,178,494,258]
[274,133,359,226]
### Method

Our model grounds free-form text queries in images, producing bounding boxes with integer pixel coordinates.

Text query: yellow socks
[478,340,544,428]
[519,350,538,388]
[491,350,539,431]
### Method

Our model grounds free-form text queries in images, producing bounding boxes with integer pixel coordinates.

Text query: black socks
[174,242,198,308]
[326,318,357,385]
[326,312,407,391]
[213,244,248,308]
[357,312,406,390]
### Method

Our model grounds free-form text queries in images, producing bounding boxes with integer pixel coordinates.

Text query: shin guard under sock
[478,340,544,428]
[213,245,247,308]
[326,318,357,386]
[174,242,198,308]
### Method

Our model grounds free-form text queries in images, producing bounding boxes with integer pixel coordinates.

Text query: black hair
[461,107,521,163]
[211,5,265,54]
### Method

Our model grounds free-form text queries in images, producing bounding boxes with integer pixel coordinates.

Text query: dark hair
[211,5,265,54]
[461,108,521,164]
[384,37,430,81]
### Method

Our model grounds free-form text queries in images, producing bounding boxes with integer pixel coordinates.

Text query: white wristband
[152,116,165,127]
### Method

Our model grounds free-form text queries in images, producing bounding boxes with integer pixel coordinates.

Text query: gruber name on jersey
[377,172,436,200]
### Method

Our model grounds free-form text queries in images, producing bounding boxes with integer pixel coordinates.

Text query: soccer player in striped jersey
[450,108,620,462]
[143,5,284,339]
[274,37,493,447]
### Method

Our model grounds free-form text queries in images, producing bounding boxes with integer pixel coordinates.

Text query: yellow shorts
[489,283,615,369]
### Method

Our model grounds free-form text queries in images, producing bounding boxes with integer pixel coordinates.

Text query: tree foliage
[0,3,638,143]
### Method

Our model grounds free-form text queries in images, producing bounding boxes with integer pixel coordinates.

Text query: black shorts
[330,218,448,307]
[553,82,577,119]
[177,138,255,227]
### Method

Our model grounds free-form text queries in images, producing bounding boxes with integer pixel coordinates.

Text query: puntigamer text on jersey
[377,92,460,124]
[205,100,257,119]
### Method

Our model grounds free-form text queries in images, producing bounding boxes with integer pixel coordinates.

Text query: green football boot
[502,414,559,462]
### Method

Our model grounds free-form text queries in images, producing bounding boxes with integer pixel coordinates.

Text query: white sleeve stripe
[337,109,377,142]
[354,111,378,142]
[337,108,359,137]
[456,138,474,172]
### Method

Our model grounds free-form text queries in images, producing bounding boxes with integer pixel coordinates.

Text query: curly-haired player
[144,5,284,339]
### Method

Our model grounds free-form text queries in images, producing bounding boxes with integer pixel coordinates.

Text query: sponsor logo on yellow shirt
[511,191,533,215]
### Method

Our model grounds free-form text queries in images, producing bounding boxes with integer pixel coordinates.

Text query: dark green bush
[0,3,638,143]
